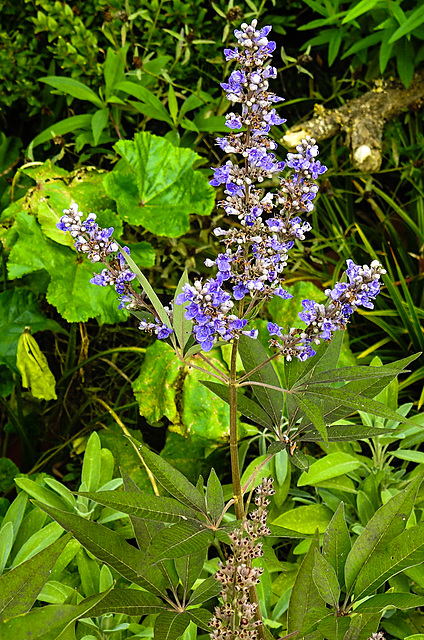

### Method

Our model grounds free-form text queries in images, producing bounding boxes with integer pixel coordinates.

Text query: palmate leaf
[322,502,351,590]
[87,589,167,617]
[76,491,199,523]
[287,531,324,636]
[0,533,71,622]
[146,521,214,564]
[175,548,207,595]
[200,380,275,430]
[301,423,396,442]
[34,502,166,598]
[238,334,283,427]
[353,522,424,600]
[127,438,206,513]
[0,587,112,640]
[344,473,423,594]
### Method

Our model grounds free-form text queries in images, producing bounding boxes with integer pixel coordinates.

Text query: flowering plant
[51,19,419,640]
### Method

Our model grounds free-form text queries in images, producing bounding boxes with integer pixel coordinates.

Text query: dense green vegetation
[0,1,424,639]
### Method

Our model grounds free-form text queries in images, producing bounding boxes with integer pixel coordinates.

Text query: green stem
[229,339,243,521]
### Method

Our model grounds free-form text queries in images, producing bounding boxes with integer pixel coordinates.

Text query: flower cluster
[268,259,386,361]
[209,478,275,640]
[56,204,173,337]
[177,19,329,353]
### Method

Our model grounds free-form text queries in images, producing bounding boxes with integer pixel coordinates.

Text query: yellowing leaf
[17,330,57,400]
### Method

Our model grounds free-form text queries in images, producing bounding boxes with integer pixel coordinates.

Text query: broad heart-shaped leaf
[344,473,423,593]
[7,211,127,324]
[77,491,199,523]
[355,592,424,614]
[287,531,324,636]
[19,162,120,247]
[33,502,166,597]
[0,288,64,373]
[206,468,225,523]
[0,588,112,640]
[104,132,215,237]
[200,380,275,430]
[238,334,284,428]
[85,589,166,617]
[0,533,71,622]
[353,521,424,600]
[127,437,206,513]
[312,549,340,608]
[322,502,351,590]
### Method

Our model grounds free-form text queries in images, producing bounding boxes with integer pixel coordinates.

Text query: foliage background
[0,0,424,638]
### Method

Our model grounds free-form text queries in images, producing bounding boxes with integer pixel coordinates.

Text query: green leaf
[173,270,193,352]
[81,431,101,493]
[272,504,333,534]
[40,76,103,107]
[392,450,424,464]
[115,80,173,125]
[354,522,424,600]
[200,380,274,430]
[8,211,127,324]
[238,334,283,428]
[355,592,424,613]
[28,115,93,152]
[131,439,206,513]
[147,520,213,565]
[302,385,411,424]
[322,502,351,589]
[104,132,215,237]
[132,340,180,423]
[186,608,213,631]
[342,612,382,640]
[206,468,224,523]
[0,289,63,373]
[293,393,328,445]
[91,108,109,146]
[302,424,394,442]
[33,502,165,597]
[0,522,13,575]
[175,548,207,595]
[0,588,112,640]
[313,549,340,607]
[298,364,406,387]
[0,533,71,622]
[11,522,64,568]
[104,49,126,99]
[389,4,424,42]
[16,329,56,399]
[287,532,324,636]
[77,491,199,523]
[396,39,415,87]
[154,611,191,640]
[87,588,166,616]
[188,575,222,606]
[344,473,423,593]
[298,453,362,487]
[167,84,178,123]
[14,478,69,512]
[342,0,380,23]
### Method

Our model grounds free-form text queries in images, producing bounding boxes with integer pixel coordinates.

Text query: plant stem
[229,339,244,521]
[228,340,266,640]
